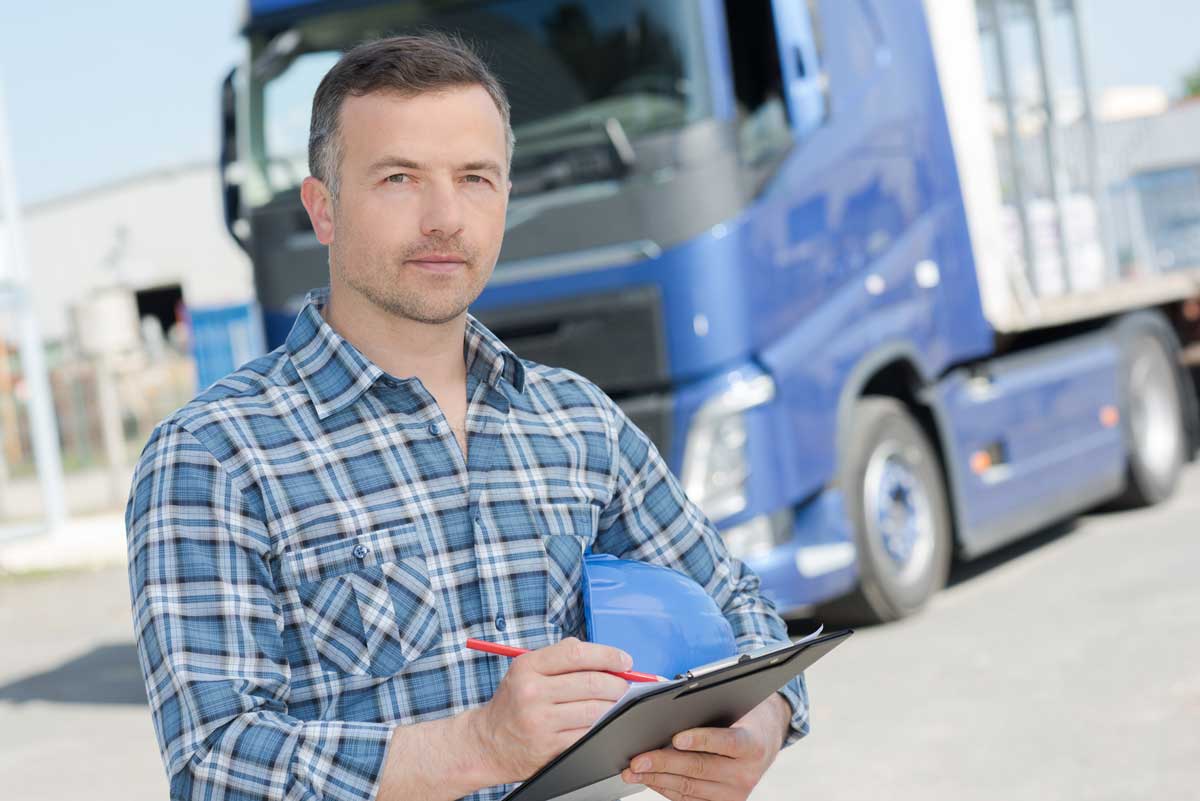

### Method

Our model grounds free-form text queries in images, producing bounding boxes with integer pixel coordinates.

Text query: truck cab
[221,0,1197,624]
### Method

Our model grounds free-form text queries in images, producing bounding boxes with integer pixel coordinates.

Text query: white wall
[22,163,253,342]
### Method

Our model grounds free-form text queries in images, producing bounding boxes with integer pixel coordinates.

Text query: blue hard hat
[581,552,738,679]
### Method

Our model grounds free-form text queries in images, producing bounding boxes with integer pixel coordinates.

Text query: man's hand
[621,693,792,801]
[467,637,633,784]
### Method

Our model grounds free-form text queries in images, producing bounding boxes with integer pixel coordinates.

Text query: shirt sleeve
[592,391,810,747]
[125,422,396,800]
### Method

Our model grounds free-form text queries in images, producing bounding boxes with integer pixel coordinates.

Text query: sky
[0,0,1198,206]
[0,0,243,205]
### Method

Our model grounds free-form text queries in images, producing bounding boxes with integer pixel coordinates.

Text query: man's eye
[463,174,488,185]
[386,174,410,184]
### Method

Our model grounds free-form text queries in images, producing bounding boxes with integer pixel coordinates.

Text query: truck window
[242,0,714,205]
[724,1,788,163]
[723,0,828,164]
[262,51,340,194]
[976,0,1106,297]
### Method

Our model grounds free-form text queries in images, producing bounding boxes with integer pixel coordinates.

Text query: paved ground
[1,467,1197,800]
[751,468,1200,801]
[0,512,126,575]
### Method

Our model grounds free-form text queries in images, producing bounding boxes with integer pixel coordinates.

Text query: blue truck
[219,0,1200,623]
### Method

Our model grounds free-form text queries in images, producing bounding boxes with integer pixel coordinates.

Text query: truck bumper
[742,489,859,615]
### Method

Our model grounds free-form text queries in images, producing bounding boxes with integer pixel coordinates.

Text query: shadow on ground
[0,643,146,705]
[785,515,1094,636]
[945,518,1080,589]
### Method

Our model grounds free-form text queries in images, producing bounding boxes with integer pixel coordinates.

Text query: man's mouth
[407,254,467,273]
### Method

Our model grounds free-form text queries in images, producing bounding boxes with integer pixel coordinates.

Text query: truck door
[770,0,827,141]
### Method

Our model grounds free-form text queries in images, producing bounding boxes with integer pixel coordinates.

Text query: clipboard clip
[673,639,802,681]
[674,652,752,681]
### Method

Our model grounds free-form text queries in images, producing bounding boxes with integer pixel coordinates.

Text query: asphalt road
[2,466,1197,801]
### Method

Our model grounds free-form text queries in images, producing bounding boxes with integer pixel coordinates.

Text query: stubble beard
[333,236,491,326]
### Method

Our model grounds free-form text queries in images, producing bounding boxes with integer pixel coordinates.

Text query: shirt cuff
[290,719,397,801]
[774,674,810,748]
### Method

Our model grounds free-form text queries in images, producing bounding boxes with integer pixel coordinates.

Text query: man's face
[306,85,510,325]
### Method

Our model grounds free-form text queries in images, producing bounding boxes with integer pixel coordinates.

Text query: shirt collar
[285,287,526,420]
[464,311,527,396]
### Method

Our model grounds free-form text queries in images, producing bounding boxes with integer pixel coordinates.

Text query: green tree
[1184,62,1200,99]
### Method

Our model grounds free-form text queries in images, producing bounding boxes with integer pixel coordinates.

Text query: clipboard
[499,628,853,801]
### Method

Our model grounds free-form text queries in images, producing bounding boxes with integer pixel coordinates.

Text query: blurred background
[0,1,1197,799]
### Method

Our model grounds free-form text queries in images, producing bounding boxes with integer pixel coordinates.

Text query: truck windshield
[244,0,712,206]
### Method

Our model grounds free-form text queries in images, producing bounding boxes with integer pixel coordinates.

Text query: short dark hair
[308,32,513,199]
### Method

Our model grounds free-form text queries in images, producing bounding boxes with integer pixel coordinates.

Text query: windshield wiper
[511,117,637,195]
[603,117,637,170]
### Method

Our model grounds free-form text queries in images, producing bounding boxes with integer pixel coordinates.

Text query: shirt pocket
[540,502,600,640]
[280,525,442,678]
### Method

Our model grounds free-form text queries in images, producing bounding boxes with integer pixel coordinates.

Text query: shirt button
[495,614,507,632]
[429,422,441,435]
[352,544,370,559]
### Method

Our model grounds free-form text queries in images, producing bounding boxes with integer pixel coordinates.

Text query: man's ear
[300,176,335,245]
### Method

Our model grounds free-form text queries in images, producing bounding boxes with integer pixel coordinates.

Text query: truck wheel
[819,397,952,625]
[1113,326,1185,508]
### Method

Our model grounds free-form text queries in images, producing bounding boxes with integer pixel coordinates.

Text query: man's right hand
[468,637,634,783]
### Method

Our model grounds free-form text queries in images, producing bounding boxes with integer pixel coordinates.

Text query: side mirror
[220,67,249,254]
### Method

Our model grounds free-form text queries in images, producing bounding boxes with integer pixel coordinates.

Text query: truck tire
[819,397,953,625]
[1112,324,1186,508]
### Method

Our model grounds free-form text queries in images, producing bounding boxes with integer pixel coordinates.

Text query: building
[22,162,254,347]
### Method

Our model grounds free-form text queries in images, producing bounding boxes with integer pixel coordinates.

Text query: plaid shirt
[126,287,808,801]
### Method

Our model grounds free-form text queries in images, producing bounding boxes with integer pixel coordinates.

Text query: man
[126,33,808,801]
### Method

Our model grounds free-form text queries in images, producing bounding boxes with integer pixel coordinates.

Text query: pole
[0,77,68,530]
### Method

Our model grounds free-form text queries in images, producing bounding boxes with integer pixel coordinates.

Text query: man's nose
[418,178,465,239]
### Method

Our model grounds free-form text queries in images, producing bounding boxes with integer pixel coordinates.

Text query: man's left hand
[621,693,791,801]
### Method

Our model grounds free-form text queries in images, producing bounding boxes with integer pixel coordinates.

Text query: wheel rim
[1129,341,1182,484]
[863,441,935,586]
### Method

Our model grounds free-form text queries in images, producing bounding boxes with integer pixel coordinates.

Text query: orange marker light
[970,450,992,474]
[1099,405,1120,428]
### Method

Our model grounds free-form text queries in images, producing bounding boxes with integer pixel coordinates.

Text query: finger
[628,747,733,785]
[541,669,629,704]
[549,698,618,731]
[624,769,735,801]
[673,727,753,759]
[525,637,633,676]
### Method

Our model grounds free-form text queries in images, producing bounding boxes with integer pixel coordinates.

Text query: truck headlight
[681,374,775,522]
[722,508,795,561]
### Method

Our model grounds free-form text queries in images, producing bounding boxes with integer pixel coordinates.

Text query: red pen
[465,638,666,682]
